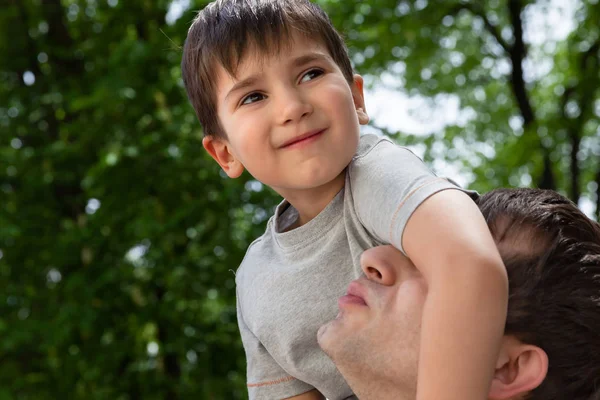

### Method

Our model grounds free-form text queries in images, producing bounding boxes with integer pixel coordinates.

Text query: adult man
[318,188,600,400]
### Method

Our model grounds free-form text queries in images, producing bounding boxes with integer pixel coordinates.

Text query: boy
[181,1,508,399]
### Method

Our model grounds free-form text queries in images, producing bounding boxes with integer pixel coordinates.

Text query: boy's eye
[300,68,324,83]
[241,92,266,106]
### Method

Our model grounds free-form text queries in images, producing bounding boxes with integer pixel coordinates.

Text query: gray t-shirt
[235,134,475,399]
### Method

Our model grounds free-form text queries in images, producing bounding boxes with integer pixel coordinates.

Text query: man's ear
[488,336,548,400]
[202,136,244,178]
[351,74,369,125]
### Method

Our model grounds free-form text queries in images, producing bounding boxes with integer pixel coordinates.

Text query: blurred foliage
[0,0,598,399]
[325,0,600,211]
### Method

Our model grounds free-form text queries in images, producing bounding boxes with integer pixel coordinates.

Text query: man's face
[210,32,368,197]
[319,243,549,400]
[318,245,427,399]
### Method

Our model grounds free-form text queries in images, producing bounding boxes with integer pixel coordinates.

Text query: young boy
[181,1,508,399]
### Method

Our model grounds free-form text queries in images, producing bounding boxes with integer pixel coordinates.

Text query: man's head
[182,0,368,196]
[318,188,600,400]
[478,188,600,399]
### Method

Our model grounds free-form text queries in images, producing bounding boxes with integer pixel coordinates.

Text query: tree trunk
[507,0,535,127]
[596,166,600,221]
[538,150,555,190]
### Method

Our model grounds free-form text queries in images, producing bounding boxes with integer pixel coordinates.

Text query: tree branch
[538,150,555,190]
[596,166,600,221]
[560,38,600,202]
[154,284,181,400]
[456,3,511,54]
[44,0,84,76]
[453,1,536,128]
[507,0,535,127]
[560,86,580,201]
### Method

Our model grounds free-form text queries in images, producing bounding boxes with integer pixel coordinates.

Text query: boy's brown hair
[181,0,354,139]
[477,188,600,399]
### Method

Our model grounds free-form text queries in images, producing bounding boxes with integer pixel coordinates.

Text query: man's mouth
[280,128,326,148]
[338,280,368,307]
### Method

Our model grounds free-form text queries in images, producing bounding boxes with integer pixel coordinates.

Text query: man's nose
[278,89,313,125]
[360,245,398,286]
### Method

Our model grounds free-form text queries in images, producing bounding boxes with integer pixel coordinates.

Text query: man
[318,188,600,400]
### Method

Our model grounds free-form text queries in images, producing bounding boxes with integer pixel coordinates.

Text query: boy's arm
[403,189,508,400]
[284,389,326,400]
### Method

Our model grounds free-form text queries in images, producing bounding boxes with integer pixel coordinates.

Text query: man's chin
[317,319,334,353]
[317,312,346,355]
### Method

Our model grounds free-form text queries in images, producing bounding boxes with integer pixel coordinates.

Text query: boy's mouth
[279,128,326,149]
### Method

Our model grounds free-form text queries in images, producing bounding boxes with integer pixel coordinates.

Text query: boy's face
[203,32,369,198]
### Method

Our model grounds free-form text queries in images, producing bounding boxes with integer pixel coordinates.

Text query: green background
[1,0,599,398]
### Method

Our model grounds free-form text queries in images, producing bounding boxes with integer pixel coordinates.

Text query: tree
[0,0,275,398]
[324,0,600,217]
[1,1,598,399]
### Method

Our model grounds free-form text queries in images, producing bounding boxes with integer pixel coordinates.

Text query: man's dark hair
[477,188,600,400]
[181,0,354,138]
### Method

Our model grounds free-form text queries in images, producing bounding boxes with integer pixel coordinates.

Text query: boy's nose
[360,245,398,286]
[278,93,313,125]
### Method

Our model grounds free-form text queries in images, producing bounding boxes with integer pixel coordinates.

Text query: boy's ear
[202,136,245,178]
[488,336,548,400]
[351,74,369,125]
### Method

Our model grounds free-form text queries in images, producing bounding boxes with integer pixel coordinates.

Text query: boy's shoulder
[355,133,392,158]
[350,134,424,174]
[235,221,273,281]
[353,133,418,161]
[235,210,288,289]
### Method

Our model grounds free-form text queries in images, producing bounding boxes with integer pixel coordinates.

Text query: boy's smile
[278,127,327,149]
[203,31,369,224]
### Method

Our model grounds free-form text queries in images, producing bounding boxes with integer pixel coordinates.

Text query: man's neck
[347,378,414,400]
[334,364,415,400]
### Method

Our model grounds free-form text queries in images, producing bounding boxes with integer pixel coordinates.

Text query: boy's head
[182,0,355,139]
[181,0,369,197]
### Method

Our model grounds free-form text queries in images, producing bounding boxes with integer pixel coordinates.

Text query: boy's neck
[281,170,346,228]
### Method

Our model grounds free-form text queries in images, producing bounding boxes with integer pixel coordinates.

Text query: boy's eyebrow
[224,52,332,102]
[290,52,331,68]
[225,76,261,102]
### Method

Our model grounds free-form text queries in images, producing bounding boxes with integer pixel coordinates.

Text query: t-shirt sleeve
[236,290,315,399]
[349,138,475,255]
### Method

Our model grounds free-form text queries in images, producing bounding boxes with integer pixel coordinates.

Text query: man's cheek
[399,279,428,311]
[389,280,427,339]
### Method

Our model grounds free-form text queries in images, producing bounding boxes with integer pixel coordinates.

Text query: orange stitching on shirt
[389,178,448,246]
[247,375,296,388]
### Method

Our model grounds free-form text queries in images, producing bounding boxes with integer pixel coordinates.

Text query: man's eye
[241,92,265,105]
[300,68,324,83]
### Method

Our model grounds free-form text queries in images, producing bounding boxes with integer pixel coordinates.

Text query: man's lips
[279,128,326,148]
[338,280,368,308]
